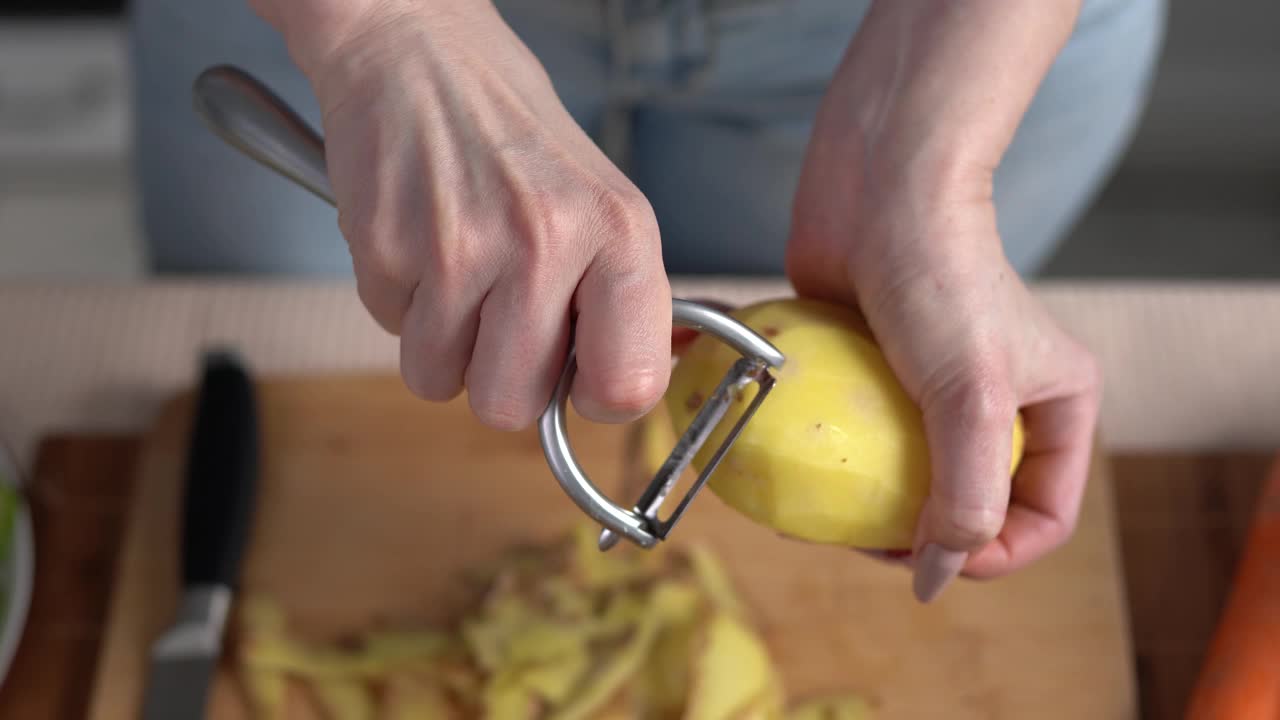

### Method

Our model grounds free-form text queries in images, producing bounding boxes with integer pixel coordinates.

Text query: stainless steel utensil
[190,65,784,551]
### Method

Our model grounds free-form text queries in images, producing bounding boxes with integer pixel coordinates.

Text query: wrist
[251,0,496,81]
[248,0,379,73]
[831,126,1002,300]
[820,0,1079,205]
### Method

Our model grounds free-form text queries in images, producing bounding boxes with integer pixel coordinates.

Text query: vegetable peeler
[190,64,787,551]
[540,300,784,551]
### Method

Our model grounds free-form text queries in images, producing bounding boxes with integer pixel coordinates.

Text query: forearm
[825,0,1081,197]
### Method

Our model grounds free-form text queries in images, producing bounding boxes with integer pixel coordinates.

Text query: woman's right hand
[254,0,674,430]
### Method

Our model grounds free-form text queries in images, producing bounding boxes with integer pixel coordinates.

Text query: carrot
[1184,454,1280,720]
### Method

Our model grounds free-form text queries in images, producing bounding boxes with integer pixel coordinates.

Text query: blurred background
[0,0,1277,280]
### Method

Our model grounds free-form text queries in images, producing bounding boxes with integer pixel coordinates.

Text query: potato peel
[549,584,698,720]
[684,612,784,720]
[380,673,459,720]
[233,523,872,719]
[307,677,376,720]
[239,667,287,720]
[684,545,746,621]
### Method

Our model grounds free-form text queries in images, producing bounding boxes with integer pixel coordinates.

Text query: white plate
[0,445,34,687]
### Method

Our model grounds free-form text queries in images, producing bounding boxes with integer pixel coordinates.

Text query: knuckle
[592,186,659,247]
[354,276,407,335]
[934,502,1005,548]
[517,191,578,265]
[1055,513,1080,546]
[927,359,1017,434]
[516,183,659,280]
[342,205,407,286]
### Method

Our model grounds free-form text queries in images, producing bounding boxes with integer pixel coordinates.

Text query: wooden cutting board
[87,374,1137,719]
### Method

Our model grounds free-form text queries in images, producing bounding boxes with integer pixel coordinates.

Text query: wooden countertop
[0,433,1269,719]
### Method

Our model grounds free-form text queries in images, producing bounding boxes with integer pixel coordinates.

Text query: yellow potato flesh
[308,678,375,720]
[684,611,785,720]
[381,674,461,720]
[664,298,1025,550]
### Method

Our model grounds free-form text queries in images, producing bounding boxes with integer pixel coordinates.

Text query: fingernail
[912,544,967,603]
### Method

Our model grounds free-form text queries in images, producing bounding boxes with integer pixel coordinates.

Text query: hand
[788,191,1101,602]
[255,1,673,430]
[784,0,1098,602]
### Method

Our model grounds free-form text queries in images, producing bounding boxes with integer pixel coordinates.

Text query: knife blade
[141,350,260,720]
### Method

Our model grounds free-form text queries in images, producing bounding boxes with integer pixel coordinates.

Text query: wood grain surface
[0,436,139,720]
[1111,453,1271,719]
[0,395,1265,718]
[84,374,1135,720]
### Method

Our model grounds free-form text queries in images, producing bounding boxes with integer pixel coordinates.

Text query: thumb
[911,368,1018,603]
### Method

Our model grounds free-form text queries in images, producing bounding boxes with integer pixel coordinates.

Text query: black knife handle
[181,350,260,589]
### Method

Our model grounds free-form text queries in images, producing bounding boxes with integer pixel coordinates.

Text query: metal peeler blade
[539,299,784,551]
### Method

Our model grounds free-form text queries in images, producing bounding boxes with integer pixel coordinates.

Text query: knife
[141,350,260,719]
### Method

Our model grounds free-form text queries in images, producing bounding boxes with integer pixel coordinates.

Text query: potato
[663,298,1025,549]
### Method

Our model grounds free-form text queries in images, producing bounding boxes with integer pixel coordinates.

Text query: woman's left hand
[783,0,1101,603]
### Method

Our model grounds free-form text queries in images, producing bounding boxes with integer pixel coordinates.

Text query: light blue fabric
[127,0,1165,276]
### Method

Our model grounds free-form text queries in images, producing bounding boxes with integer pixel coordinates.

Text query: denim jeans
[128,0,1165,276]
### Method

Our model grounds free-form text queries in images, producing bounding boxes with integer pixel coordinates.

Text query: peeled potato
[662,297,1025,549]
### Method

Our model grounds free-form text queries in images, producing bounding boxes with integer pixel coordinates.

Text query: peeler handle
[538,300,784,549]
[192,65,335,206]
